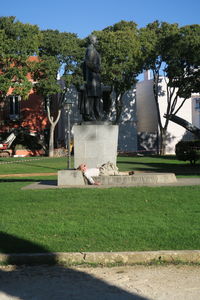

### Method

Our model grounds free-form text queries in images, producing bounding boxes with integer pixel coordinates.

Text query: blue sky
[1,0,200,38]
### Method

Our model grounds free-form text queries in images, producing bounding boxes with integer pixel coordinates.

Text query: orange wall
[0,92,48,133]
[20,93,48,132]
[0,55,48,133]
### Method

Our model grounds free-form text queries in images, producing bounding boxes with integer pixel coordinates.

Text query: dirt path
[0,173,56,178]
[0,264,200,299]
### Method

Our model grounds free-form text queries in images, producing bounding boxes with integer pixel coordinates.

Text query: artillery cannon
[164,114,200,139]
[164,114,200,164]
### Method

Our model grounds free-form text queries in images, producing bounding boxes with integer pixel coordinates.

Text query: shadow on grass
[38,180,57,186]
[0,179,41,183]
[117,160,200,176]
[0,232,148,300]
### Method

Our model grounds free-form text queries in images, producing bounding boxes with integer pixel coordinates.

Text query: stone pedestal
[58,170,85,186]
[73,124,119,168]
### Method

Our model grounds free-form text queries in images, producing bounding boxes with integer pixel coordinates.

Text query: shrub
[175,140,200,165]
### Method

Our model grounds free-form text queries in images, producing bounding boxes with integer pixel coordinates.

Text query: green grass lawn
[0,157,63,175]
[0,155,199,176]
[117,155,200,176]
[0,155,200,254]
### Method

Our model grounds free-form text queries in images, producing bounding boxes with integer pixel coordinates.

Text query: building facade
[191,94,200,129]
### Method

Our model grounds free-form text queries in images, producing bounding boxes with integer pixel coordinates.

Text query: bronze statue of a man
[80,35,102,121]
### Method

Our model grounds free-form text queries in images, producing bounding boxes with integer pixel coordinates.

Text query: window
[8,95,21,120]
[194,97,200,110]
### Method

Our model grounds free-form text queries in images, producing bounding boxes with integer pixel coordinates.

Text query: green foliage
[33,55,61,97]
[140,21,200,101]
[176,140,200,165]
[95,21,142,90]
[166,24,200,99]
[103,20,138,32]
[0,18,84,101]
[0,16,41,99]
[34,29,84,97]
[140,21,179,72]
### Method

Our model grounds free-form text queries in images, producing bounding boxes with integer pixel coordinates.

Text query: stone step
[58,170,177,186]
[93,173,177,185]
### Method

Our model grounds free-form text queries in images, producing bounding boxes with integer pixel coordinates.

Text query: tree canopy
[0,16,41,100]
[165,24,200,100]
[33,29,84,97]
[139,21,200,153]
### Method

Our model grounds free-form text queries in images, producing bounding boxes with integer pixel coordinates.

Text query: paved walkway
[0,172,57,178]
[0,264,200,300]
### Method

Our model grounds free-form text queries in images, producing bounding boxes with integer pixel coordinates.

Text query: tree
[140,21,200,154]
[94,21,143,123]
[165,24,200,100]
[0,16,41,100]
[33,29,83,156]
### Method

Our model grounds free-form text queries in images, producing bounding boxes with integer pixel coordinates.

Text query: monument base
[73,124,119,168]
[57,171,177,187]
[57,170,85,186]
[93,173,177,185]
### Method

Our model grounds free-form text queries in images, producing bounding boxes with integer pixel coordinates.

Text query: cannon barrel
[164,114,200,139]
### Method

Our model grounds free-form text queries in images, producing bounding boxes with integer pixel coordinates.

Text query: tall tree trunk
[47,105,61,157]
[49,122,56,157]
[159,127,167,155]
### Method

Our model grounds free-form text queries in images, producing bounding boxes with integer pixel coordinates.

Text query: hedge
[175,140,200,165]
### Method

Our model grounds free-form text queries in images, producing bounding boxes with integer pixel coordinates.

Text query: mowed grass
[0,180,200,253]
[0,157,63,175]
[0,155,199,176]
[0,155,199,253]
[117,155,200,176]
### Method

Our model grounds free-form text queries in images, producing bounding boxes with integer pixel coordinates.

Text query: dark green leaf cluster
[0,16,40,99]
[139,21,200,99]
[94,21,142,96]
[34,29,85,97]
[176,140,200,165]
[165,25,200,99]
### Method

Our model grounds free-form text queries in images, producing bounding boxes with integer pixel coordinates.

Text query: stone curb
[0,250,200,265]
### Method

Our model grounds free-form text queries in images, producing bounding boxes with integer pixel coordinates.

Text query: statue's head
[89,34,97,45]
